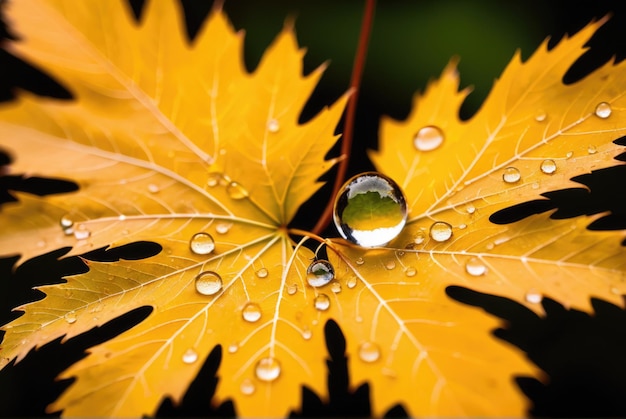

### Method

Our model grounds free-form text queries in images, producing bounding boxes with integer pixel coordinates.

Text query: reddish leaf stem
[312,0,376,236]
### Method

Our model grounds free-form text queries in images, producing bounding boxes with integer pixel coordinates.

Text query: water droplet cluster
[334,172,408,247]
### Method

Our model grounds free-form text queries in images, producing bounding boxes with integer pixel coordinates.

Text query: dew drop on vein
[595,102,612,119]
[429,221,453,242]
[346,276,357,289]
[540,159,557,175]
[465,257,487,276]
[314,294,331,311]
[306,260,334,287]
[189,232,215,255]
[242,302,262,322]
[502,167,521,183]
[358,341,381,363]
[182,348,198,364]
[267,118,280,133]
[195,271,222,296]
[333,172,408,247]
[413,125,444,151]
[255,356,281,382]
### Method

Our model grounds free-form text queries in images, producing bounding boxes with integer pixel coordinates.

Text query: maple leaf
[1,1,626,418]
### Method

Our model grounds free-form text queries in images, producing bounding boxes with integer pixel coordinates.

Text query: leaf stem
[312,0,377,236]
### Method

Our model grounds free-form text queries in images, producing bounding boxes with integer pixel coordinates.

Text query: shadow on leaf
[290,319,408,418]
[490,136,626,244]
[447,285,626,417]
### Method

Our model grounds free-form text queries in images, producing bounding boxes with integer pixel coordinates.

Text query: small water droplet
[240,378,255,395]
[525,290,542,304]
[207,172,223,187]
[610,286,621,295]
[227,181,249,200]
[429,221,453,242]
[228,342,239,354]
[413,125,444,151]
[466,204,476,215]
[595,102,612,119]
[385,260,396,270]
[405,267,417,277]
[255,357,281,382]
[358,341,381,363]
[182,348,198,364]
[267,118,280,133]
[534,111,547,122]
[333,172,408,247]
[306,260,335,287]
[565,151,573,159]
[64,311,77,324]
[356,257,365,265]
[502,167,521,183]
[242,302,262,322]
[73,226,91,240]
[256,267,269,279]
[330,281,342,293]
[532,182,540,190]
[287,284,298,295]
[587,145,597,154]
[347,276,357,289]
[147,183,160,193]
[189,232,215,255]
[194,271,222,296]
[314,294,331,311]
[458,223,467,229]
[465,257,487,276]
[60,214,74,229]
[302,327,312,340]
[540,159,557,175]
[215,222,232,234]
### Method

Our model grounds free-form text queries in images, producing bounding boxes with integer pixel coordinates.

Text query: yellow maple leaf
[1,1,626,418]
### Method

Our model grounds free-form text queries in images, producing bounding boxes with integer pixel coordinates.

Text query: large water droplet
[255,357,281,382]
[267,118,280,133]
[413,125,444,151]
[595,102,612,119]
[182,348,198,364]
[502,167,521,183]
[306,260,335,287]
[429,221,453,242]
[540,159,557,175]
[240,378,255,395]
[189,232,215,255]
[314,294,331,311]
[194,271,222,296]
[358,341,381,363]
[333,172,408,247]
[256,267,269,279]
[227,181,249,200]
[465,257,487,276]
[242,302,262,322]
